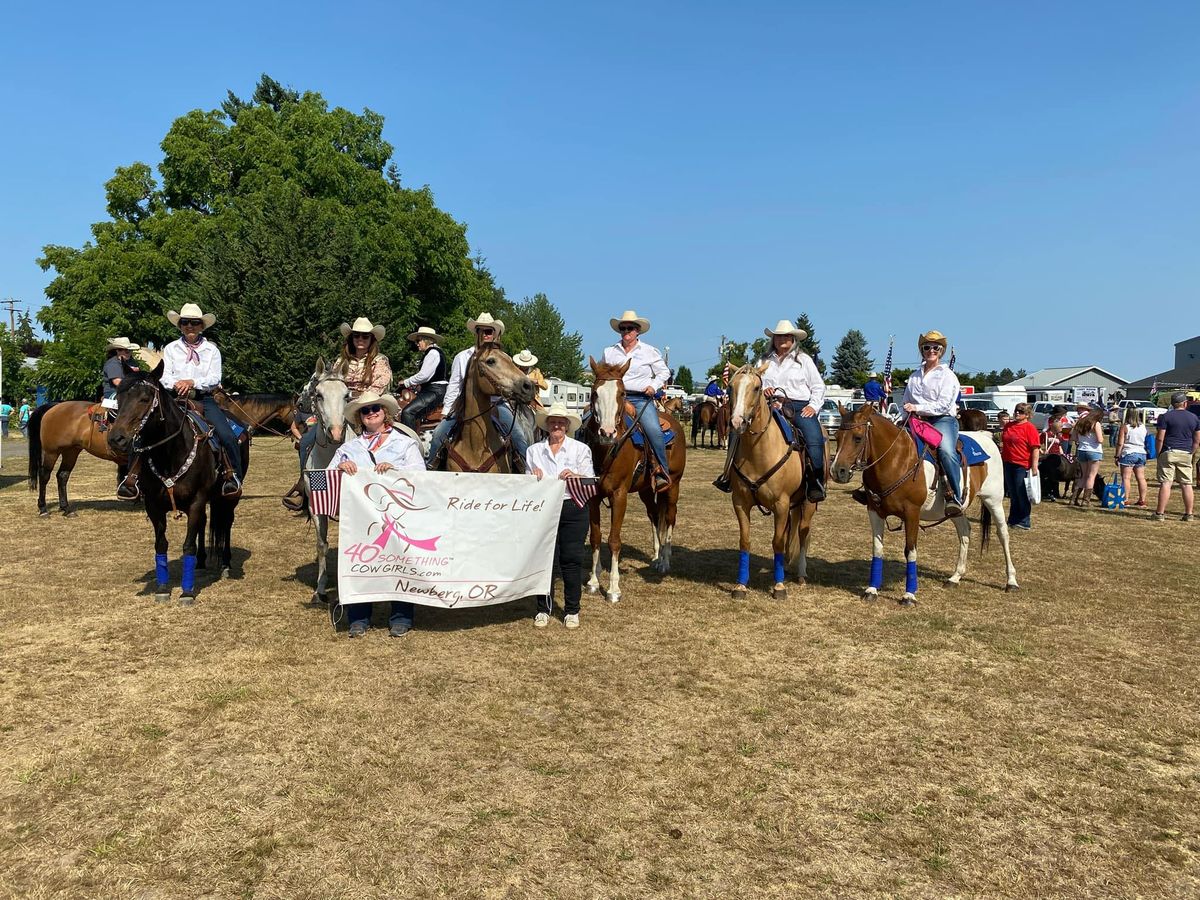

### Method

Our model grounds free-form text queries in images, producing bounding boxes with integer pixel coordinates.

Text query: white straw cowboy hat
[610,310,651,335]
[535,401,582,434]
[167,303,216,329]
[105,336,141,352]
[466,312,505,338]
[764,319,808,341]
[512,349,539,367]
[339,317,386,341]
[406,325,443,344]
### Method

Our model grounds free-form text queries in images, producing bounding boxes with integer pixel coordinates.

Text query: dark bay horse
[107,362,243,605]
[691,399,728,449]
[445,345,535,473]
[27,401,129,516]
[830,404,1017,605]
[583,357,687,602]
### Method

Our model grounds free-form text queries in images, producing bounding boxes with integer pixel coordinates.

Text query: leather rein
[837,411,922,504]
[124,383,206,517]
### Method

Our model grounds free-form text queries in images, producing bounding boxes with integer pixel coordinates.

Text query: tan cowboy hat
[917,330,948,352]
[340,317,386,341]
[764,319,808,341]
[343,392,423,441]
[105,336,141,352]
[406,325,442,344]
[166,303,216,329]
[465,312,505,338]
[535,401,582,434]
[610,309,651,335]
[513,349,539,367]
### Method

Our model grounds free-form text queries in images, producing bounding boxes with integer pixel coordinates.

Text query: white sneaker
[534,612,550,628]
[563,614,580,629]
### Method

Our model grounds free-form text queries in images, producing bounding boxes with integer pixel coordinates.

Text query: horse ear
[589,355,599,373]
[314,356,326,377]
[151,359,164,381]
[756,362,769,375]
[837,401,846,415]
[618,359,631,377]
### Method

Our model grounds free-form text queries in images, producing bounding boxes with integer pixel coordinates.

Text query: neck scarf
[184,335,205,366]
[366,427,391,454]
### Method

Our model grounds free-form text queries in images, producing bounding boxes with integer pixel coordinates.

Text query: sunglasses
[477,328,495,336]
[619,325,639,333]
[921,344,942,353]
[361,404,384,415]
[179,319,203,327]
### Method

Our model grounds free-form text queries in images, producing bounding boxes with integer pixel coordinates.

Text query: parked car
[960,397,1003,429]
[1030,401,1079,431]
[1112,399,1165,427]
[817,399,843,430]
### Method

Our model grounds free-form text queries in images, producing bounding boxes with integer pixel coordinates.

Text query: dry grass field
[2,434,1198,898]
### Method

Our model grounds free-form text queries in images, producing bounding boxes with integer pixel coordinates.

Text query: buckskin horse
[583,357,687,602]
[106,362,244,605]
[27,400,131,516]
[830,403,1017,604]
[443,344,536,473]
[726,363,819,600]
[691,398,728,449]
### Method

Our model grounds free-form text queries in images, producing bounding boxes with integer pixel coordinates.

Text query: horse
[660,396,685,421]
[830,403,1017,605]
[215,389,296,435]
[27,401,130,516]
[583,356,687,602]
[691,398,728,449]
[298,359,351,606]
[726,364,819,600]
[106,362,243,604]
[444,344,536,473]
[958,407,989,432]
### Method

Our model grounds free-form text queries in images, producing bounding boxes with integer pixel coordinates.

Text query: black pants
[401,384,446,431]
[540,499,590,616]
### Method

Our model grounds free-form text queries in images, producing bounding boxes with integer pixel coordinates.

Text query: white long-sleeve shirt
[161,337,222,392]
[759,351,825,408]
[331,428,425,472]
[525,436,595,501]
[902,364,960,417]
[441,347,475,412]
[403,347,448,389]
[602,341,667,394]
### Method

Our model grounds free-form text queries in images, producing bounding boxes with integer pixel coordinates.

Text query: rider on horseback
[160,303,243,497]
[903,330,965,517]
[704,375,725,402]
[513,350,548,407]
[399,326,448,433]
[101,337,140,414]
[603,309,671,492]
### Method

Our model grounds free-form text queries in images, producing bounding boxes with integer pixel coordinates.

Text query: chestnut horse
[27,401,129,516]
[214,389,296,435]
[830,404,1017,605]
[583,357,687,602]
[726,364,819,600]
[691,399,728,449]
[445,344,536,473]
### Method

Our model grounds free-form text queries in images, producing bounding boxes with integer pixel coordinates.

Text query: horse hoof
[587,584,600,595]
[731,586,747,599]
[772,586,787,601]
[312,591,328,607]
[944,579,959,588]
[221,567,231,579]
[1004,583,1020,593]
[899,595,917,607]
[63,509,77,518]
[606,593,621,604]
[179,594,196,607]
[862,589,878,602]
[155,591,171,603]
[795,577,807,588]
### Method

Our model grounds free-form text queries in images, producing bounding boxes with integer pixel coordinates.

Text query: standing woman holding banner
[526,401,595,629]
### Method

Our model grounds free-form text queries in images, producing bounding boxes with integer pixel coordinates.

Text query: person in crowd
[160,304,243,496]
[526,401,595,629]
[18,397,32,438]
[329,391,425,637]
[863,372,886,410]
[704,374,725,402]
[1069,404,1105,507]
[1116,407,1149,510]
[0,398,11,438]
[1000,403,1041,530]
[101,337,140,411]
[399,326,448,433]
[902,330,964,515]
[1151,390,1200,523]
[513,350,548,409]
[602,310,671,492]
[997,410,1011,430]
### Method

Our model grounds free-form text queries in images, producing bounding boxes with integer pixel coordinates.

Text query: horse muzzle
[107,429,131,454]
[730,415,747,433]
[830,463,854,484]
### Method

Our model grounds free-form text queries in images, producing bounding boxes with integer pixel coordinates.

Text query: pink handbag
[908,416,943,448]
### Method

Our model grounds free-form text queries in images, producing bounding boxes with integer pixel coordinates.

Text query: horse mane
[451,344,501,418]
[590,359,628,384]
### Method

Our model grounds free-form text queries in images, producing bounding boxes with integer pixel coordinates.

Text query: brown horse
[583,357,687,602]
[214,389,296,435]
[691,398,728,449]
[830,404,1017,604]
[726,364,819,600]
[445,344,536,473]
[27,401,129,516]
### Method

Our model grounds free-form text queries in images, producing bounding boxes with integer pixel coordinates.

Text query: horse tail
[26,402,56,490]
[979,500,992,554]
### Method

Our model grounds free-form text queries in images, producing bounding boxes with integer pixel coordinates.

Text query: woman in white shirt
[526,402,595,629]
[1116,407,1149,509]
[330,391,425,638]
[902,330,964,516]
[602,310,670,492]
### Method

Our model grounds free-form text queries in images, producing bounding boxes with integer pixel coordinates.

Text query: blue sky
[2,1,1197,383]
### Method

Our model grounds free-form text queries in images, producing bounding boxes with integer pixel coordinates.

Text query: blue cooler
[1145,432,1157,458]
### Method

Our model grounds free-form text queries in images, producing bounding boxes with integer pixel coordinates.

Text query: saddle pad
[623,413,675,449]
[186,410,246,449]
[911,432,989,466]
[771,408,794,444]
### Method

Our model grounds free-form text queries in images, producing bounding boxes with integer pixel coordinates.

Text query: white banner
[336,470,563,607]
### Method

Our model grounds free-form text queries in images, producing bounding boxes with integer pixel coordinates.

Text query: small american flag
[566,476,598,509]
[882,335,894,396]
[306,469,342,517]
[947,346,957,371]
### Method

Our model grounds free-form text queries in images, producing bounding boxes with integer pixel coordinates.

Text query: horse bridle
[838,411,921,501]
[311,372,348,448]
[122,381,206,515]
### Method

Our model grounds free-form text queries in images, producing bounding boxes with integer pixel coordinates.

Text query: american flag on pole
[566,476,599,509]
[305,468,342,516]
[947,346,957,371]
[882,335,894,396]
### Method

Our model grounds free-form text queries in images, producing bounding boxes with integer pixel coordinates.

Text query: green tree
[707,341,750,379]
[1,326,35,402]
[675,365,695,394]
[506,292,584,381]
[830,329,874,388]
[795,312,825,375]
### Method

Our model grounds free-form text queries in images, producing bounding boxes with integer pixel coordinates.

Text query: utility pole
[0,298,18,333]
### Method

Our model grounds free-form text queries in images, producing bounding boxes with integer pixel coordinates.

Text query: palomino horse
[830,404,1017,605]
[444,344,536,473]
[691,398,728,449]
[27,401,130,516]
[106,362,243,604]
[726,364,819,600]
[583,357,687,602]
[299,359,350,606]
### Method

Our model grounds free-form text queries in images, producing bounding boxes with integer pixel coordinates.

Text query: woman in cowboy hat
[902,330,965,516]
[399,325,449,432]
[427,313,531,467]
[101,337,141,409]
[329,391,424,638]
[512,349,548,399]
[714,319,827,501]
[526,401,595,629]
[160,303,243,496]
[602,309,671,491]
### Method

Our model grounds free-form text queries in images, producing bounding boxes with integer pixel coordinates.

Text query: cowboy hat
[610,310,651,335]
[512,349,539,367]
[406,325,442,344]
[764,319,808,341]
[917,330,948,352]
[465,312,505,338]
[105,336,141,352]
[166,303,216,329]
[535,401,582,434]
[343,391,422,442]
[339,317,386,341]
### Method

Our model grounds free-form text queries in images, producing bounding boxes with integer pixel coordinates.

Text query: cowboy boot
[116,459,142,501]
[805,468,827,503]
[281,474,306,511]
[219,452,243,498]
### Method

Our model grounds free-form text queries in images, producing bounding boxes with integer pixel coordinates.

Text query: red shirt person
[1000,403,1041,530]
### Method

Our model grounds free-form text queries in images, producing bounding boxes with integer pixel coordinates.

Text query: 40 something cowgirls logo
[341,477,444,567]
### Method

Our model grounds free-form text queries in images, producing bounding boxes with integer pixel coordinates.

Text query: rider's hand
[903,402,918,413]
[532,467,544,481]
[375,462,393,474]
[800,405,817,418]
[558,469,576,480]
[337,461,358,475]
[175,379,194,396]
[643,386,655,396]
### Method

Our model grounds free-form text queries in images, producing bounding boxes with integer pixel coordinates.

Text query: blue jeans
[298,426,318,469]
[784,401,825,479]
[1002,461,1031,527]
[347,601,414,629]
[200,394,244,477]
[627,394,669,473]
[427,402,530,465]
[927,414,962,503]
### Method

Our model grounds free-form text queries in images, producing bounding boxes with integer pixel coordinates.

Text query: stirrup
[222,474,243,497]
[944,495,964,517]
[712,474,732,493]
[117,479,141,501]
[806,480,826,503]
[653,471,670,492]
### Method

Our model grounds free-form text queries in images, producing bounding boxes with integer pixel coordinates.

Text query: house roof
[1004,366,1129,388]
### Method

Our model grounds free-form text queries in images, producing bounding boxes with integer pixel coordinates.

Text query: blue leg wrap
[155,553,169,587]
[869,556,884,590]
[774,552,785,584]
[906,560,918,595]
[182,554,197,593]
[738,550,751,586]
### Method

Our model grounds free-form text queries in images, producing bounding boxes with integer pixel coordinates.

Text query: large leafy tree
[829,329,874,388]
[506,293,584,381]
[37,75,495,396]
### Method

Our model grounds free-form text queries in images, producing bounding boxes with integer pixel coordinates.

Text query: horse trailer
[540,379,589,417]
